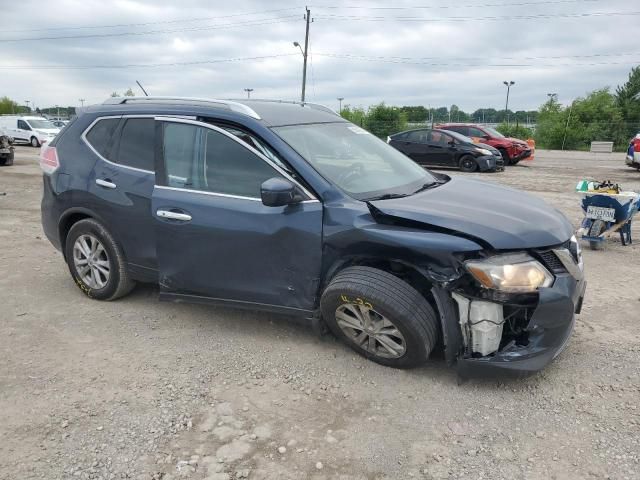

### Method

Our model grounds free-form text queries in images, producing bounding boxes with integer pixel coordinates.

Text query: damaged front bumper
[435,274,586,377]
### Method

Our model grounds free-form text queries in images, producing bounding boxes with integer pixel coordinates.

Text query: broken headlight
[465,253,554,293]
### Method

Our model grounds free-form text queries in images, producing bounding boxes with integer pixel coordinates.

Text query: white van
[0,116,60,147]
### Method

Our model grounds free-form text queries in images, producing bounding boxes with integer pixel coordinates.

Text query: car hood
[369,177,573,250]
[506,137,529,147]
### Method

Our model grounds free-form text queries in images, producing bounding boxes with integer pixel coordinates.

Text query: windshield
[440,129,474,144]
[28,119,56,129]
[484,126,505,138]
[273,123,436,200]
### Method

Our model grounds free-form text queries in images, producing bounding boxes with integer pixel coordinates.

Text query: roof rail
[102,96,261,119]
[239,98,340,117]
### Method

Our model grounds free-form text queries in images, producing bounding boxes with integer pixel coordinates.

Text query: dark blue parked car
[40,97,586,375]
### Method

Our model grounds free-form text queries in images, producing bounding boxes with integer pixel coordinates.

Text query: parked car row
[0,115,61,147]
[388,128,505,172]
[387,123,533,173]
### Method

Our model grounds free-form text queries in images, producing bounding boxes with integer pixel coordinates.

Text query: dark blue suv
[40,97,586,376]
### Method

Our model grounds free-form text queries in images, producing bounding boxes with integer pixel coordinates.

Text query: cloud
[1,0,637,112]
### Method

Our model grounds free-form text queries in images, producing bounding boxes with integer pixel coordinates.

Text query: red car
[437,123,532,165]
[626,134,640,170]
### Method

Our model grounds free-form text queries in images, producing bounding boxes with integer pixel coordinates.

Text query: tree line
[341,65,640,150]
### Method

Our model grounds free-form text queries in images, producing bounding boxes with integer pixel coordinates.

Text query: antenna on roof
[136,80,149,97]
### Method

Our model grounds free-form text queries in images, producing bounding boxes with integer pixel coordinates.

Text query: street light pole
[79,98,85,107]
[337,97,344,114]
[244,88,254,99]
[503,80,515,124]
[25,100,30,112]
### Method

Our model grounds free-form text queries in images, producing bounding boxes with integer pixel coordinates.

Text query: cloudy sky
[1,0,638,112]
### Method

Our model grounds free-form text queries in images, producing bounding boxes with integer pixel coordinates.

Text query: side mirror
[261,177,300,207]
[448,140,456,146]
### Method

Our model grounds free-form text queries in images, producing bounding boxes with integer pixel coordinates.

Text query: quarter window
[162,122,283,198]
[115,118,155,171]
[85,118,120,160]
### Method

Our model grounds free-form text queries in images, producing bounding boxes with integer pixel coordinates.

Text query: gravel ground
[1,146,639,480]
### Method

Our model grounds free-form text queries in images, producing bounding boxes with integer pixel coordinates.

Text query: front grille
[536,250,567,274]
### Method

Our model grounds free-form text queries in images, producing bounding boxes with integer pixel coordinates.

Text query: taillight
[40,145,59,174]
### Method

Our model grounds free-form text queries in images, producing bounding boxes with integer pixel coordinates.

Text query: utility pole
[301,7,311,103]
[79,98,85,107]
[337,97,344,113]
[503,80,515,124]
[244,88,254,99]
[562,101,573,151]
[25,100,30,112]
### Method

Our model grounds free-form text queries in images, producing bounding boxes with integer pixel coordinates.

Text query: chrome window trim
[155,116,318,201]
[155,185,319,204]
[81,114,157,175]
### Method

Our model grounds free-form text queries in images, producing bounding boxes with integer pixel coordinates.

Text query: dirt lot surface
[1,147,639,480]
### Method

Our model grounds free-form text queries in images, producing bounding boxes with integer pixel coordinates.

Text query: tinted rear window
[85,118,120,159]
[116,118,155,171]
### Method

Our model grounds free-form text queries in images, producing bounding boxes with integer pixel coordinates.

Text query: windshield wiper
[411,180,446,195]
[364,192,410,201]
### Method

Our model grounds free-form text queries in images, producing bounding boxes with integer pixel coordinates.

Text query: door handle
[96,178,116,189]
[156,209,192,222]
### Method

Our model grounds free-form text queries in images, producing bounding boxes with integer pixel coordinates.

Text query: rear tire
[64,218,135,300]
[498,148,511,165]
[320,266,439,369]
[459,155,478,173]
[30,136,40,148]
[588,220,606,250]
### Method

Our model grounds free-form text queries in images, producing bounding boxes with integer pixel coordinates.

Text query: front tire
[498,148,511,165]
[64,218,135,300]
[459,155,478,173]
[320,266,439,368]
[30,136,40,148]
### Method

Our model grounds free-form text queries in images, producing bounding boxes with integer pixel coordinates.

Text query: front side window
[161,122,284,198]
[273,123,437,201]
[468,127,487,138]
[115,118,155,171]
[18,120,31,130]
[85,118,120,160]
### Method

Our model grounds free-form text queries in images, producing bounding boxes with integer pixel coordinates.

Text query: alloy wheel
[73,234,110,289]
[335,303,407,358]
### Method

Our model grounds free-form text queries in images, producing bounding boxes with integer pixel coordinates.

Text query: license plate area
[586,206,616,222]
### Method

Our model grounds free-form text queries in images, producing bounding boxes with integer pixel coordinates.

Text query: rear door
[391,131,431,165]
[152,117,323,313]
[84,115,157,273]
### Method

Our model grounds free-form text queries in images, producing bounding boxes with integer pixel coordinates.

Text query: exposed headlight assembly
[465,253,554,292]
[475,148,493,156]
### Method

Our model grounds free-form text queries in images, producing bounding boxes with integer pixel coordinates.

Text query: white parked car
[0,115,60,147]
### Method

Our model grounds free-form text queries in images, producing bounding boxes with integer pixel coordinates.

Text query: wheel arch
[320,256,438,311]
[58,208,114,260]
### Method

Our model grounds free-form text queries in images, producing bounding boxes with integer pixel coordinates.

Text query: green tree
[400,106,429,123]
[364,103,407,138]
[110,91,120,97]
[0,96,18,114]
[124,88,135,97]
[616,65,640,138]
[340,105,367,126]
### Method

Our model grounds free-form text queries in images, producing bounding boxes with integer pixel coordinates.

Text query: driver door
[152,118,323,313]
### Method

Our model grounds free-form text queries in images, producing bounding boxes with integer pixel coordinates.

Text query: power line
[315,51,640,62]
[311,0,600,9]
[0,16,300,42]
[0,53,299,70]
[1,7,301,33]
[314,11,640,22]
[313,53,640,67]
